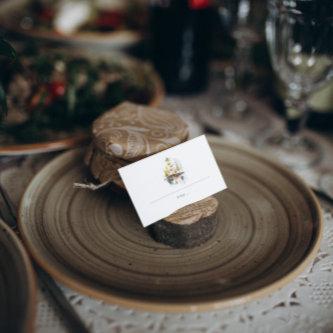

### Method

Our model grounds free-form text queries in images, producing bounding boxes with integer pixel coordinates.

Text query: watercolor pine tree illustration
[163,157,185,185]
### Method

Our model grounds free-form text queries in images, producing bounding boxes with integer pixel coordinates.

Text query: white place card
[118,135,227,227]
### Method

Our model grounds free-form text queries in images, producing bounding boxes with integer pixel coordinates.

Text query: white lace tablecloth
[1,85,333,333]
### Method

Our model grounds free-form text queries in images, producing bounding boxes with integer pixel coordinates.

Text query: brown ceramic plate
[0,219,36,332]
[0,0,143,50]
[18,137,322,312]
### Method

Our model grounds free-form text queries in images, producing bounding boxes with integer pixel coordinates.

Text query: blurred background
[1,2,333,331]
[0,0,332,168]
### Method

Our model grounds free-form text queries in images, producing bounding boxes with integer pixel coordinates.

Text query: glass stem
[234,37,252,89]
[285,95,309,136]
[223,37,252,93]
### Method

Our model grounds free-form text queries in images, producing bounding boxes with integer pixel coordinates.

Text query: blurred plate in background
[0,51,164,156]
[0,0,147,51]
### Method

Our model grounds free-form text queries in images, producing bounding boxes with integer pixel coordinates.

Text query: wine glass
[214,0,264,119]
[256,0,333,168]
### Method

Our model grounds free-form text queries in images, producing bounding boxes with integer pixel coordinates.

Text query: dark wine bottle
[149,0,214,94]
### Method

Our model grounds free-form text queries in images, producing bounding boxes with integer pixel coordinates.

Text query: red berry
[188,0,211,10]
[49,81,66,98]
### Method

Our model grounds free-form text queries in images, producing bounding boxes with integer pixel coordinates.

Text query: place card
[118,135,227,227]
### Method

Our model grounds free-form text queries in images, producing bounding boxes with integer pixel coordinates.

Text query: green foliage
[0,39,16,59]
[1,49,155,143]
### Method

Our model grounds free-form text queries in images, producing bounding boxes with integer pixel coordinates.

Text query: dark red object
[150,0,214,94]
[38,7,54,22]
[48,81,66,98]
[95,11,124,30]
[188,0,211,10]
